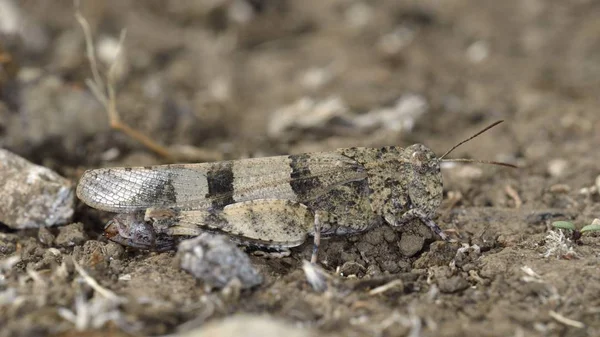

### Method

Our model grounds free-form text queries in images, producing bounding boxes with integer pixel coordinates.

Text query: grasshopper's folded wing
[76,152,367,213]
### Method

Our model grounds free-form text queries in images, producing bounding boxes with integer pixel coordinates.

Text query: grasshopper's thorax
[404,144,443,216]
[338,144,443,226]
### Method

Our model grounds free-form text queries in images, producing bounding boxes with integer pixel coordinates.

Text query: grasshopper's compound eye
[411,150,429,172]
[129,221,156,248]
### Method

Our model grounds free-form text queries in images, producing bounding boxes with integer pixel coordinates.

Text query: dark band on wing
[205,162,236,209]
[140,170,177,207]
[289,154,322,199]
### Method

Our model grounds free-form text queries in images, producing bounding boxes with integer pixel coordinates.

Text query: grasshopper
[76,121,515,262]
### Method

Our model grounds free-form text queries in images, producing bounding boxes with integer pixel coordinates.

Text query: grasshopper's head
[104,213,176,251]
[371,121,514,237]
[404,121,517,218]
[405,144,443,216]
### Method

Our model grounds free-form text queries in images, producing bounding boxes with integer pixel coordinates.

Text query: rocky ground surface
[1,1,599,336]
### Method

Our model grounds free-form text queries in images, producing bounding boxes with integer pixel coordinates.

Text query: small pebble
[0,240,16,255]
[413,241,458,268]
[579,186,597,195]
[178,234,262,289]
[118,273,131,281]
[299,67,333,91]
[338,261,365,276]
[547,159,568,177]
[471,230,497,251]
[365,264,381,277]
[549,184,571,194]
[363,228,384,246]
[454,244,482,269]
[466,40,490,63]
[103,241,125,260]
[344,2,372,29]
[429,266,470,293]
[380,260,400,274]
[438,275,470,293]
[37,227,55,246]
[398,234,425,257]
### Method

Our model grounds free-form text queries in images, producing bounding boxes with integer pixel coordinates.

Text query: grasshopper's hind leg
[170,199,317,253]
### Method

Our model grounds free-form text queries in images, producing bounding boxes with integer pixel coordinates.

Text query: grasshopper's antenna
[439,120,504,160]
[441,158,517,168]
[439,120,517,168]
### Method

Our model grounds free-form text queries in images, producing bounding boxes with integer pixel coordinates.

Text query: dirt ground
[1,1,600,336]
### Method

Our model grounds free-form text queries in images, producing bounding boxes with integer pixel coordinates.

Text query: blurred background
[1,0,599,177]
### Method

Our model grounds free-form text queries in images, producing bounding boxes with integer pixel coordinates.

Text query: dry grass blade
[368,279,404,295]
[549,310,585,328]
[74,7,104,98]
[505,185,522,208]
[72,259,124,304]
[302,260,330,292]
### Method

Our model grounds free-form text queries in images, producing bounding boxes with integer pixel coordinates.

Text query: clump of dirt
[1,1,600,336]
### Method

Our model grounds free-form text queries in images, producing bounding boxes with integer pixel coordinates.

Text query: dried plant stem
[75,7,175,160]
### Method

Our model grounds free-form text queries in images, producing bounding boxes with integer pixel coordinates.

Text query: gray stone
[178,233,263,289]
[178,314,316,337]
[0,149,74,229]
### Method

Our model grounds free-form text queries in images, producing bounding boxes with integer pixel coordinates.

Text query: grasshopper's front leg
[393,208,448,240]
